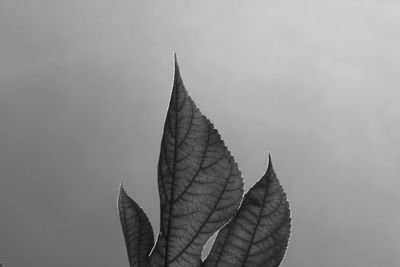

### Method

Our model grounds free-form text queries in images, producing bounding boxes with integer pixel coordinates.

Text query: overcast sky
[0,1,399,266]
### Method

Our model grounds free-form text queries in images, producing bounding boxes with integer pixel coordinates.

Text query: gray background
[1,1,399,266]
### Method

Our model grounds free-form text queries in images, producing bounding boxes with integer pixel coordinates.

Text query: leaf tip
[119,182,125,194]
[267,153,274,175]
[173,52,182,81]
[118,182,128,207]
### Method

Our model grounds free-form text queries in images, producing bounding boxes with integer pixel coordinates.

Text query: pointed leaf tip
[173,53,181,82]
[267,153,274,175]
[118,184,127,204]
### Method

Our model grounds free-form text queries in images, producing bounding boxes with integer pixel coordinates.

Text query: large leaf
[149,55,244,267]
[118,185,154,267]
[203,155,291,267]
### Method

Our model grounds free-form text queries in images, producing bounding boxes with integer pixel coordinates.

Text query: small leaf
[203,155,291,267]
[149,54,244,267]
[118,185,155,267]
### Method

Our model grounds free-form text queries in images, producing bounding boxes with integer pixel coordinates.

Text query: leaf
[203,155,291,267]
[118,185,155,267]
[149,54,244,267]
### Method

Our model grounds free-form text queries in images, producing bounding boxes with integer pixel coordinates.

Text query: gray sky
[0,1,399,266]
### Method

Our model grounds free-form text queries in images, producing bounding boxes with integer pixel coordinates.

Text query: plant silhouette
[118,54,291,267]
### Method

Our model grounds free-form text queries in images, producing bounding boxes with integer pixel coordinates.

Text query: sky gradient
[0,1,399,266]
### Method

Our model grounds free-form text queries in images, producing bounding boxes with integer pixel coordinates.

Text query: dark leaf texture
[118,185,154,267]
[203,155,291,267]
[149,54,244,267]
[118,54,291,267]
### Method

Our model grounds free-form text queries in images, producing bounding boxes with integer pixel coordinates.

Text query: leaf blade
[118,185,154,267]
[150,55,244,267]
[203,155,291,267]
